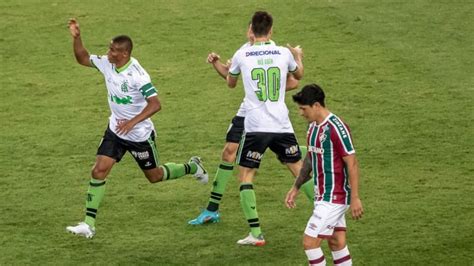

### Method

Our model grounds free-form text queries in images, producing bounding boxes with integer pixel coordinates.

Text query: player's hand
[68,18,81,38]
[207,52,221,64]
[287,44,303,60]
[285,186,299,209]
[115,119,135,136]
[350,197,363,220]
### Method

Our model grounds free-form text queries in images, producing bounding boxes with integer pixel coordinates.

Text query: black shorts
[236,132,301,169]
[225,116,245,143]
[97,127,159,170]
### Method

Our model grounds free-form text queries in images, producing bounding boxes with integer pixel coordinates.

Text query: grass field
[1,0,473,265]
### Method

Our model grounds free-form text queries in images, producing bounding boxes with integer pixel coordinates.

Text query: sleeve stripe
[229,72,240,77]
[289,65,298,73]
[328,117,354,154]
[143,87,157,98]
[139,83,153,93]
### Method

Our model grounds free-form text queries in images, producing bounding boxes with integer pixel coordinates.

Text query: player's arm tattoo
[294,155,312,189]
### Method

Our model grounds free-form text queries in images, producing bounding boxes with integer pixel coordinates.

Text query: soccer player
[188,24,314,225]
[65,18,208,238]
[286,84,364,265]
[222,11,305,246]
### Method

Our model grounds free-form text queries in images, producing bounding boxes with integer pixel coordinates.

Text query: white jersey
[90,55,157,142]
[229,41,298,133]
[233,40,275,118]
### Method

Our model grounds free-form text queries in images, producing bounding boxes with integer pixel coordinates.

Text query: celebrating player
[65,18,208,238]
[188,24,314,226]
[286,84,364,265]
[221,11,305,246]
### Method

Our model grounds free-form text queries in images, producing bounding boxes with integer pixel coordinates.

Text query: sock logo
[251,206,256,210]
[87,193,93,202]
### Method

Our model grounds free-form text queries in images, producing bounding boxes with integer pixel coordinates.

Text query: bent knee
[222,146,237,162]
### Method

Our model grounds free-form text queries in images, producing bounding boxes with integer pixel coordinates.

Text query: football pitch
[1,0,473,265]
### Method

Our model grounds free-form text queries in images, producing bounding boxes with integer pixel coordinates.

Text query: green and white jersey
[90,55,157,142]
[234,40,275,118]
[229,41,298,133]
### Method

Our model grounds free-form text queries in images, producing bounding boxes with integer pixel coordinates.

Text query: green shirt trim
[115,59,132,73]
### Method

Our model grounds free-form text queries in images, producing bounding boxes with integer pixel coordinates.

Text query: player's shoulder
[128,57,149,77]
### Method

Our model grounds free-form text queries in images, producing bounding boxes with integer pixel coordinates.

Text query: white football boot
[237,233,266,246]
[66,222,96,239]
[189,156,208,184]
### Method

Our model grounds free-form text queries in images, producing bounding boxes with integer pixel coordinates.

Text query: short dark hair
[251,11,273,37]
[292,84,326,107]
[112,35,133,54]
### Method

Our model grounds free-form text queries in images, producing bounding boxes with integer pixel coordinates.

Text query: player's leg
[328,214,352,265]
[302,201,337,265]
[129,131,208,183]
[236,132,269,246]
[270,134,314,201]
[67,127,123,238]
[188,116,243,225]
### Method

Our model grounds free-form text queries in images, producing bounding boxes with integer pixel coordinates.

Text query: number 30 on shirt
[251,67,281,102]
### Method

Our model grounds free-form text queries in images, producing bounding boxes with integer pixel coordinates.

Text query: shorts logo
[131,151,150,160]
[144,161,152,167]
[285,145,299,155]
[308,223,318,230]
[327,225,335,229]
[246,151,263,161]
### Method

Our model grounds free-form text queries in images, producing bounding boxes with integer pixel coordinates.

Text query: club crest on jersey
[121,80,129,92]
[319,125,329,143]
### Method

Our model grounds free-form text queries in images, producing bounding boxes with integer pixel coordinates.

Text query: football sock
[239,183,262,237]
[160,162,196,180]
[306,247,326,266]
[84,178,106,228]
[332,246,352,266]
[298,145,315,202]
[206,162,233,212]
[301,180,315,202]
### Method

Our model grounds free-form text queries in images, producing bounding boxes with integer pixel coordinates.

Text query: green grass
[1,0,473,265]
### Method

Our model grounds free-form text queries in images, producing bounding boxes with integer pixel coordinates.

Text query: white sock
[305,248,326,266]
[331,246,352,266]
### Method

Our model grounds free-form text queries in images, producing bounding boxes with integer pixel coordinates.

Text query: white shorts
[304,201,349,238]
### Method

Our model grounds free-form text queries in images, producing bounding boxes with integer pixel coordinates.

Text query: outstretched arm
[343,154,364,220]
[68,18,92,67]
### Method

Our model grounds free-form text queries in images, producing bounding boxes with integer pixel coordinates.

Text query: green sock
[298,145,315,202]
[160,162,196,180]
[84,178,106,228]
[240,183,261,237]
[207,162,233,212]
[300,179,315,202]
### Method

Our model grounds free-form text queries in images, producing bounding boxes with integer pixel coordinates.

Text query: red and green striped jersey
[306,113,355,205]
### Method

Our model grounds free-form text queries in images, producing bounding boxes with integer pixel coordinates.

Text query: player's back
[229,41,298,133]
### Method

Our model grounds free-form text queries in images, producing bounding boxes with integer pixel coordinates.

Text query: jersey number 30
[251,67,281,102]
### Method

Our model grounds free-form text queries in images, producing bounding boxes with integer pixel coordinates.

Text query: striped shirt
[306,113,355,205]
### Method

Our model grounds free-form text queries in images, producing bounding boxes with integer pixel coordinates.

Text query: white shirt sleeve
[89,55,110,73]
[286,49,298,73]
[135,71,157,99]
[228,50,241,77]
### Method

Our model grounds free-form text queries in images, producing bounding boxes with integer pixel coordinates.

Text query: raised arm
[68,18,92,67]
[287,44,304,80]
[207,52,230,80]
[285,154,312,208]
[343,154,364,220]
